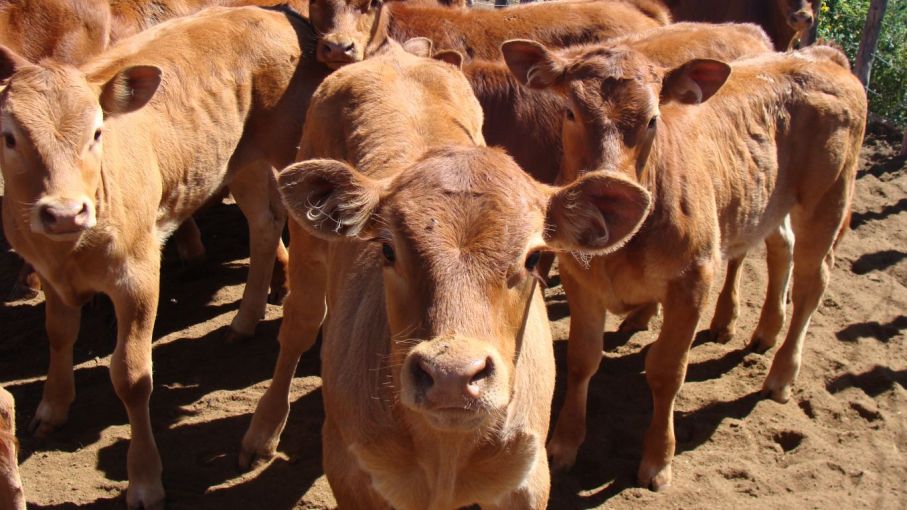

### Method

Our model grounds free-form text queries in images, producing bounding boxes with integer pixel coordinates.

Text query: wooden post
[901,129,906,157]
[854,0,889,87]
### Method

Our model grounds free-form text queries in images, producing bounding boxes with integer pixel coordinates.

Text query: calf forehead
[388,148,543,279]
[2,66,97,152]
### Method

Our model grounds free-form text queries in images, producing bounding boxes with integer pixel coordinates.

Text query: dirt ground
[1,124,905,509]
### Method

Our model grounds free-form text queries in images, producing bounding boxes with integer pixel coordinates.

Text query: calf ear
[501,39,565,89]
[402,37,433,58]
[662,59,730,105]
[99,65,162,115]
[544,171,651,255]
[278,159,383,239]
[0,45,32,83]
[433,50,463,69]
[364,2,391,57]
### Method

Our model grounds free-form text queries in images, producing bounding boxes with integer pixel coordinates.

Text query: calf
[310,0,668,68]
[241,40,652,509]
[0,388,24,510]
[0,7,328,507]
[664,0,820,50]
[501,41,865,489]
[0,0,110,66]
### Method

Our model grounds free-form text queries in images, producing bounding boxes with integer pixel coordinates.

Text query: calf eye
[647,116,658,130]
[564,108,575,122]
[369,0,381,8]
[3,133,14,149]
[94,129,102,142]
[381,242,396,264]
[524,251,541,272]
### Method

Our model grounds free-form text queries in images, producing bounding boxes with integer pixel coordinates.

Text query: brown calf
[310,0,668,68]
[0,0,110,66]
[664,0,820,50]
[501,41,865,489]
[241,40,651,508]
[0,388,24,510]
[0,7,328,507]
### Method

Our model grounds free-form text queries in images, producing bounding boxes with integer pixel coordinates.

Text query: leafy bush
[818,0,907,126]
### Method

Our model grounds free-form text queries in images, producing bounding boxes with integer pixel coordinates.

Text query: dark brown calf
[502,40,865,490]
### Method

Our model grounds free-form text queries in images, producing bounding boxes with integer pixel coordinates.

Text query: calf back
[0,0,110,65]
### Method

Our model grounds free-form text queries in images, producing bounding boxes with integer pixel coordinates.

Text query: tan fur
[243,41,648,509]
[0,388,24,510]
[309,0,667,68]
[0,0,110,66]
[663,0,820,50]
[503,41,866,490]
[0,7,329,508]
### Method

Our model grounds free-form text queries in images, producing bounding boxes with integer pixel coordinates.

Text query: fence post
[854,0,889,87]
[901,129,906,157]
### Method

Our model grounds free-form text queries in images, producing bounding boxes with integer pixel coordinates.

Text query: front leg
[30,279,81,437]
[109,259,164,510]
[638,264,712,491]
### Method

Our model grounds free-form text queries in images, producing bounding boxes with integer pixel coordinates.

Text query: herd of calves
[0,0,865,508]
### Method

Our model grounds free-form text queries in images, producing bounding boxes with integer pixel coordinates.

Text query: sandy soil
[1,124,905,509]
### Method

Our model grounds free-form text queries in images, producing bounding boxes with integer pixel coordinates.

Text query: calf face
[310,0,379,68]
[0,50,160,240]
[0,388,24,510]
[501,41,730,183]
[779,0,818,32]
[280,146,651,431]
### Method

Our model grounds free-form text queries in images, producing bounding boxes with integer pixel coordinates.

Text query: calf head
[779,0,819,32]
[279,145,650,432]
[0,388,24,510]
[0,47,160,241]
[502,40,730,184]
[310,0,382,68]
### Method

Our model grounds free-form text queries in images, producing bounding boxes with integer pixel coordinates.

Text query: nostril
[343,42,356,53]
[40,206,57,226]
[413,358,434,390]
[468,357,494,386]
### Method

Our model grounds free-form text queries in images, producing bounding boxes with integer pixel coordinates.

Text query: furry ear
[98,65,161,115]
[661,59,730,105]
[0,45,32,83]
[501,39,565,89]
[402,37,433,58]
[278,159,384,239]
[364,1,392,57]
[545,171,651,254]
[432,50,463,69]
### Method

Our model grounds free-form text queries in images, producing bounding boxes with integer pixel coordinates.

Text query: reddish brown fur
[0,0,110,66]
[0,388,24,510]
[0,7,329,508]
[502,40,866,490]
[663,0,820,50]
[310,0,667,68]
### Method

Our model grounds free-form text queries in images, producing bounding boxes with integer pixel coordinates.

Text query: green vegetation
[818,0,907,125]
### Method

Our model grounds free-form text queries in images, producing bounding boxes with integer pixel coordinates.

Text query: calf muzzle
[33,196,95,238]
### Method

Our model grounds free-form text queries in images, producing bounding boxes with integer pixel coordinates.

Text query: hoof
[28,402,69,439]
[638,461,672,492]
[238,444,275,472]
[546,438,579,472]
[225,328,254,344]
[708,326,735,344]
[747,336,772,354]
[267,286,287,306]
[125,480,165,510]
[6,284,40,302]
[761,381,792,403]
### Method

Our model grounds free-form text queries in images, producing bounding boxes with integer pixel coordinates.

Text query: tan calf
[0,388,24,510]
[501,41,865,489]
[309,0,667,69]
[0,0,110,66]
[0,7,328,508]
[241,40,651,508]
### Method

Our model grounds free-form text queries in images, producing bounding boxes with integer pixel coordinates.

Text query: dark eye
[94,129,102,142]
[381,242,395,263]
[3,133,14,149]
[524,251,541,272]
[564,108,575,121]
[369,0,381,8]
[647,116,658,130]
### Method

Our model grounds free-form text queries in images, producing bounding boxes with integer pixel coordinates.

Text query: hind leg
[709,255,744,343]
[227,160,286,341]
[763,183,848,403]
[750,216,795,352]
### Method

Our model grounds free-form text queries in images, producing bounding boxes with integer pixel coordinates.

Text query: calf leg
[708,255,744,343]
[268,238,289,305]
[240,223,327,469]
[109,259,164,510]
[618,302,659,333]
[227,161,286,341]
[750,216,794,352]
[763,185,847,403]
[547,260,606,470]
[8,260,40,301]
[29,281,80,438]
[172,218,206,266]
[638,264,712,491]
